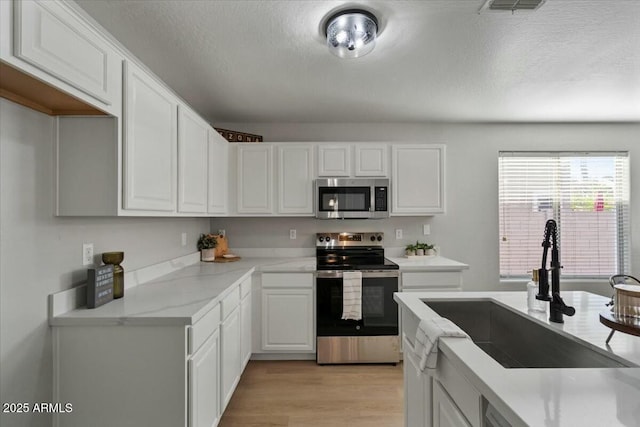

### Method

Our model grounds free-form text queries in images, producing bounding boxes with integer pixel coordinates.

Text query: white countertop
[394,291,640,427]
[51,257,316,327]
[388,255,469,271]
[50,254,466,327]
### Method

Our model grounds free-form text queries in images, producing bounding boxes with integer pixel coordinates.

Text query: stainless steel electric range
[315,232,400,364]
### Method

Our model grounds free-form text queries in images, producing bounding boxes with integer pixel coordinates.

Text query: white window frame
[498,151,630,280]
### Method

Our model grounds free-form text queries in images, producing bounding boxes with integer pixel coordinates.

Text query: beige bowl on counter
[614,284,640,318]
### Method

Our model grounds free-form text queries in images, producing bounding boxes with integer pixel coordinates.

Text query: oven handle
[316,270,399,279]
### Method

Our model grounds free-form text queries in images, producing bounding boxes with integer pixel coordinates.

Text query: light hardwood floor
[219,360,404,427]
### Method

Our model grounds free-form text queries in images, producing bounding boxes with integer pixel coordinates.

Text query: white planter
[416,249,425,256]
[201,248,216,262]
[426,248,436,256]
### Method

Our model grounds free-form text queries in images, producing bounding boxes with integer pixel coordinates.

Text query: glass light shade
[325,10,378,59]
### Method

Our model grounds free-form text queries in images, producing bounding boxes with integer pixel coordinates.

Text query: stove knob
[318,236,324,242]
[377,235,383,242]
[370,235,376,242]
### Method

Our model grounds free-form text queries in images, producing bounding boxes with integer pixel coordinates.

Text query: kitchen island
[395,291,640,427]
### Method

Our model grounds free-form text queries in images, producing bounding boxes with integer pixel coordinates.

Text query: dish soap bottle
[527,269,546,312]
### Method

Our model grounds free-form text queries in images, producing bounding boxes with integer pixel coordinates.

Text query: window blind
[498,151,630,279]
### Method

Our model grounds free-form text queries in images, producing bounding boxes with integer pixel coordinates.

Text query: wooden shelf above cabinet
[0,61,106,116]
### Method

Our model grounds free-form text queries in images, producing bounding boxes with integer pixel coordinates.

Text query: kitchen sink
[425,300,631,369]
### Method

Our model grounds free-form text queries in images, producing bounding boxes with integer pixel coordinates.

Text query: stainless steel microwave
[315,178,390,219]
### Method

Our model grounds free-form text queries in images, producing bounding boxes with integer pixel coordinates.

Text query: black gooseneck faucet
[536,219,576,323]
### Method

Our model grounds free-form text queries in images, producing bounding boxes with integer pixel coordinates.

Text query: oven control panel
[316,232,384,247]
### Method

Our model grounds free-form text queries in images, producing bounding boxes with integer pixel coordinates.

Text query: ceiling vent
[479,0,546,13]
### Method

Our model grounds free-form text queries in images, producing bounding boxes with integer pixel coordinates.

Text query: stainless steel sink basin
[425,300,631,369]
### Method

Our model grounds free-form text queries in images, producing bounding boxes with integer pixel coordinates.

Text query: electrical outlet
[218,229,226,237]
[82,243,94,266]
[290,229,297,240]
[423,224,431,235]
[395,229,403,239]
[181,232,187,246]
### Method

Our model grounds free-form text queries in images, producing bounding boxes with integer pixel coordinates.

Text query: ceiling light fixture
[324,9,378,59]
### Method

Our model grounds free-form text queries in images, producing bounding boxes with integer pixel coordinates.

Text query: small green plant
[405,243,417,252]
[197,233,218,250]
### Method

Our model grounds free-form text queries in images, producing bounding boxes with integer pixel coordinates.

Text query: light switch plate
[290,229,297,240]
[395,229,403,239]
[423,224,431,235]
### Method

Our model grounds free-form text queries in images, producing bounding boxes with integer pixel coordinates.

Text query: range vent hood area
[0,62,106,116]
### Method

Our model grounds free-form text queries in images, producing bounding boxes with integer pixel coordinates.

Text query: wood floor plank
[219,360,404,427]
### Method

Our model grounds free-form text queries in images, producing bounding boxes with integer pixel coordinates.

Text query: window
[499,151,630,279]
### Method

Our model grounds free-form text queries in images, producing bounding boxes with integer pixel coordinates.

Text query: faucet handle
[552,292,575,316]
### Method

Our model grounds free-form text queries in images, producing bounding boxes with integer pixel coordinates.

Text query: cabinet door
[208,130,228,214]
[123,61,177,211]
[240,292,252,369]
[189,329,219,427]
[262,289,314,351]
[14,0,120,108]
[433,380,472,427]
[355,144,388,177]
[317,145,351,177]
[392,144,445,215]
[220,308,241,411]
[277,145,314,215]
[237,144,273,214]
[178,105,208,213]
[403,346,432,427]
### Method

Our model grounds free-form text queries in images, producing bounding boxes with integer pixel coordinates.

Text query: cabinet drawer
[189,304,220,354]
[437,354,481,427]
[262,273,313,288]
[240,276,252,298]
[402,272,462,289]
[221,286,240,320]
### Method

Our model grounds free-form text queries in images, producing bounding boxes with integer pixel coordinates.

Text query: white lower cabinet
[261,273,314,352]
[220,290,242,412]
[433,380,472,427]
[404,340,432,427]
[189,329,220,427]
[52,275,254,427]
[240,277,253,368]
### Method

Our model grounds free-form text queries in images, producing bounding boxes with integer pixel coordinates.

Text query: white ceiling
[75,0,640,123]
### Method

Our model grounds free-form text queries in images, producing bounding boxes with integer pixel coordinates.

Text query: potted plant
[415,240,425,256]
[405,243,417,257]
[424,243,436,256]
[197,234,218,262]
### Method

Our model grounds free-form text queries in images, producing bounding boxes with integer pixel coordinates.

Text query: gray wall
[213,121,640,294]
[0,99,210,427]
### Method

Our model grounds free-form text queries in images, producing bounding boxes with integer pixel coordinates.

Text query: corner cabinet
[123,60,178,212]
[391,144,445,215]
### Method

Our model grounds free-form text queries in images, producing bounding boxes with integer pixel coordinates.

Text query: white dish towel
[414,317,468,371]
[341,271,363,321]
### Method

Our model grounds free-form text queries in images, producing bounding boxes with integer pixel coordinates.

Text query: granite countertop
[394,291,640,427]
[388,255,469,271]
[50,257,316,327]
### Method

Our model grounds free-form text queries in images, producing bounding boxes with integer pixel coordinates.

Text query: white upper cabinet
[177,105,208,213]
[277,144,314,215]
[208,130,229,215]
[391,144,445,215]
[354,144,388,177]
[236,144,273,214]
[8,0,122,114]
[123,61,177,212]
[317,144,351,177]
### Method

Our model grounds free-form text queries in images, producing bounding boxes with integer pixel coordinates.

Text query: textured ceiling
[75,0,640,123]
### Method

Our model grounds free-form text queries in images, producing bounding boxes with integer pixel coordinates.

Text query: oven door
[316,270,398,336]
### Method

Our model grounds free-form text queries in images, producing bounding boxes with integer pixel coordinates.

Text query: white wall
[0,99,210,427]
[213,121,640,295]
